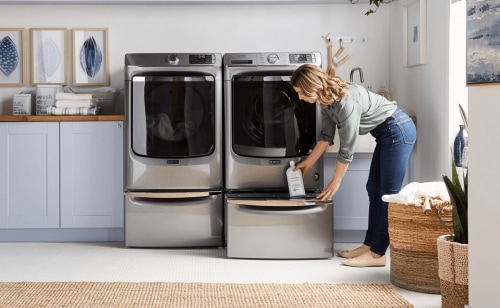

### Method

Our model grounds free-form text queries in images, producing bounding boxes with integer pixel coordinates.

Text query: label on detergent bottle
[286,161,306,198]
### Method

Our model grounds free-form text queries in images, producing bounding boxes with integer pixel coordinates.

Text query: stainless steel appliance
[223,52,332,259]
[223,52,324,192]
[226,199,333,259]
[124,53,223,248]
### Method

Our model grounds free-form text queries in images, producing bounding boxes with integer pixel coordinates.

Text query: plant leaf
[442,157,468,244]
[459,104,469,132]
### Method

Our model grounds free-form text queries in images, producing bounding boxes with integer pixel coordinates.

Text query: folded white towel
[55,99,97,108]
[56,92,95,100]
[382,181,450,212]
[46,106,102,115]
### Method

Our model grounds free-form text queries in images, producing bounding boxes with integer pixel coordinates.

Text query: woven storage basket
[437,235,469,308]
[388,201,452,294]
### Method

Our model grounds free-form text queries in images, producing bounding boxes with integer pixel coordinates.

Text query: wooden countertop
[0,115,124,122]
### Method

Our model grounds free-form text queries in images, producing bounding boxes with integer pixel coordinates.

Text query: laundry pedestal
[226,199,333,259]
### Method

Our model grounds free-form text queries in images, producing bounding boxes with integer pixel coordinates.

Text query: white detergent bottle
[286,161,306,198]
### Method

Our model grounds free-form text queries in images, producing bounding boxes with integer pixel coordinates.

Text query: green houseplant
[442,157,468,244]
[436,104,469,308]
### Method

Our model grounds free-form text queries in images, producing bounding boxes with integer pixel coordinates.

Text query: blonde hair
[291,64,350,106]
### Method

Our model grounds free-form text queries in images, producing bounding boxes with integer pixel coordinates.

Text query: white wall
[389,0,453,182]
[0,3,392,115]
[468,86,500,308]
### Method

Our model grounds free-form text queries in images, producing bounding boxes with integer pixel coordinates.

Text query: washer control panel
[223,52,321,67]
[289,53,317,64]
[255,52,319,66]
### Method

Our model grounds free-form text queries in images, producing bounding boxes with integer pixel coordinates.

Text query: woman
[291,64,416,267]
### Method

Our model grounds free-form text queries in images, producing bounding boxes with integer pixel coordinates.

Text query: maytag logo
[167,160,179,165]
[269,159,281,165]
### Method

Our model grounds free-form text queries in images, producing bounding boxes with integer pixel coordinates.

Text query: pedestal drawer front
[125,192,223,248]
[226,200,333,259]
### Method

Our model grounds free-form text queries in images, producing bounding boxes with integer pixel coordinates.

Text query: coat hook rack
[332,36,357,44]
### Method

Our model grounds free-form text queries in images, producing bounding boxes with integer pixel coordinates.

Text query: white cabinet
[324,154,372,234]
[60,122,123,228]
[0,121,123,230]
[0,122,60,228]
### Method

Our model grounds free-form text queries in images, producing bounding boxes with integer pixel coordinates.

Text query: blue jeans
[365,107,416,256]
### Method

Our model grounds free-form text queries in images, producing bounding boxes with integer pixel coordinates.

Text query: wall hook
[334,38,345,59]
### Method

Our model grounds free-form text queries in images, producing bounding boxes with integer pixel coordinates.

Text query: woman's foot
[336,244,370,259]
[341,251,386,267]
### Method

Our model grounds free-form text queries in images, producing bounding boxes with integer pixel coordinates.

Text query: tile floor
[0,242,441,307]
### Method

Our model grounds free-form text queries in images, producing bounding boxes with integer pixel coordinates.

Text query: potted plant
[436,105,469,308]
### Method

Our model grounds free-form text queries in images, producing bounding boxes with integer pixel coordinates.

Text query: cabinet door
[325,154,408,232]
[0,122,60,228]
[324,155,372,231]
[60,121,123,228]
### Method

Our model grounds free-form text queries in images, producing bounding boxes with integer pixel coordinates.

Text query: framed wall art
[466,0,500,85]
[0,28,26,86]
[403,0,427,67]
[72,28,109,86]
[30,28,68,85]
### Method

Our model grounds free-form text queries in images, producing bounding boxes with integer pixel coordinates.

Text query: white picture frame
[403,0,427,67]
[72,28,109,86]
[0,28,26,87]
[30,28,68,85]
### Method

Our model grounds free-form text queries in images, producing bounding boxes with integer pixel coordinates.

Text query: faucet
[350,67,364,83]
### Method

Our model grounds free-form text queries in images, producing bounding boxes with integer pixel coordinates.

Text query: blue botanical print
[0,35,19,77]
[79,36,103,78]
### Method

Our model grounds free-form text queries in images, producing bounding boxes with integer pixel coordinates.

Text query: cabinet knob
[117,123,122,128]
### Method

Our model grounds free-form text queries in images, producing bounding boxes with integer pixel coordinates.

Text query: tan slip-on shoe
[337,250,366,259]
[341,255,386,267]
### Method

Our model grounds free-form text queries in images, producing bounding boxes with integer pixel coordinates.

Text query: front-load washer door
[132,75,215,158]
[232,75,317,158]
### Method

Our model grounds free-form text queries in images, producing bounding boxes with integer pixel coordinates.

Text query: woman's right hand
[294,141,330,175]
[294,159,313,176]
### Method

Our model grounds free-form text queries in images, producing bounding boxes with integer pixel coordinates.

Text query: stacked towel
[55,92,97,107]
[46,92,100,115]
[46,106,102,116]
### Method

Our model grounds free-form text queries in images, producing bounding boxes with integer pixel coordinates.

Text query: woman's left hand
[317,179,341,201]
[317,161,349,201]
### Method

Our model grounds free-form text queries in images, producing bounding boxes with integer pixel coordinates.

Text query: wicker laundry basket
[388,201,452,294]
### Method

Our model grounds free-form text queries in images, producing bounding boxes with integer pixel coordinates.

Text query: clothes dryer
[124,53,223,247]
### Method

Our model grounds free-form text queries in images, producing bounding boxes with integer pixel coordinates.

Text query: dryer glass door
[232,75,317,158]
[132,75,215,158]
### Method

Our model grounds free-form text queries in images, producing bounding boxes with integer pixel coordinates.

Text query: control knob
[167,54,179,65]
[267,53,279,64]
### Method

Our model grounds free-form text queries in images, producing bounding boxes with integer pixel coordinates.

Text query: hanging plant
[350,0,393,16]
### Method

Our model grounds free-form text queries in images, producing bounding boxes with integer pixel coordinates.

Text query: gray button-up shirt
[319,83,397,163]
